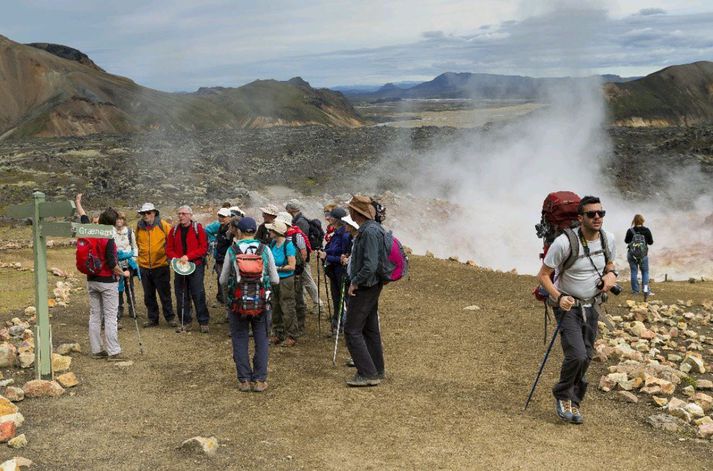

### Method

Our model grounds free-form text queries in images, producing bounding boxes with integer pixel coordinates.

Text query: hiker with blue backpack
[219,217,279,392]
[625,214,654,296]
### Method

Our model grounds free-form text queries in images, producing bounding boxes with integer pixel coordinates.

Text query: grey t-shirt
[544,230,616,299]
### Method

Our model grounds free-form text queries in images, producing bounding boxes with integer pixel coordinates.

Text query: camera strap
[578,228,607,289]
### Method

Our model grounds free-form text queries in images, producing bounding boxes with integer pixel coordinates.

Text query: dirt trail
[2,255,713,470]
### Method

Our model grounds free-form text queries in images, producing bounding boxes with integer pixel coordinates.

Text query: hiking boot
[200,324,209,334]
[168,319,179,328]
[90,351,108,360]
[238,381,251,392]
[555,399,574,423]
[570,404,584,425]
[375,370,385,380]
[176,323,193,333]
[346,374,381,387]
[107,353,128,362]
[143,321,159,328]
[253,381,268,393]
[345,358,355,368]
[270,336,281,345]
[280,337,296,347]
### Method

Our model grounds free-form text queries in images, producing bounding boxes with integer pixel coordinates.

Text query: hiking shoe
[107,353,128,362]
[90,351,108,359]
[168,319,179,328]
[570,404,584,425]
[345,358,356,368]
[280,337,296,347]
[270,336,281,345]
[375,370,385,380]
[253,381,268,393]
[555,399,574,423]
[143,321,159,328]
[176,323,193,333]
[200,325,209,334]
[346,374,381,387]
[238,381,251,392]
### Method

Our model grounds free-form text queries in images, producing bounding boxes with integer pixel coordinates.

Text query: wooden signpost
[4,192,113,380]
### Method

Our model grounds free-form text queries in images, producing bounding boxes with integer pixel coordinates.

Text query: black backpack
[627,232,648,263]
[306,218,325,251]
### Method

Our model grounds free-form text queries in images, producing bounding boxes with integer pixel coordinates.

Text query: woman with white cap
[267,220,299,347]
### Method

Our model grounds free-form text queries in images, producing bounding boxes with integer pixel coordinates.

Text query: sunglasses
[582,210,606,218]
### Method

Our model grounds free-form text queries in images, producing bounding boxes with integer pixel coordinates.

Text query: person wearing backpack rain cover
[625,214,654,296]
[537,195,619,424]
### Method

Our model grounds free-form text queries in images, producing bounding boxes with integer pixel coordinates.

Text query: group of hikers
[72,188,656,420]
[73,193,398,391]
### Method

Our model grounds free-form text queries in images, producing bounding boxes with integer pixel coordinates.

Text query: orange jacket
[136,218,173,269]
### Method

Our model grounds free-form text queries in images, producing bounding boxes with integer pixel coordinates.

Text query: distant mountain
[605,61,713,126]
[0,35,363,139]
[344,72,641,102]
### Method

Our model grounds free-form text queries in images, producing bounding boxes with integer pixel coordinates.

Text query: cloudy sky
[2,0,712,91]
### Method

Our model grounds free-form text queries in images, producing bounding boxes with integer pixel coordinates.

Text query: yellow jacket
[136,219,173,269]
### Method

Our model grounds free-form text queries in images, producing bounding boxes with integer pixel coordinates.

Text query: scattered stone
[697,379,713,390]
[463,305,481,311]
[7,434,26,449]
[647,414,686,432]
[50,267,66,277]
[4,388,23,403]
[180,436,219,456]
[22,307,35,317]
[684,402,705,419]
[682,385,695,397]
[0,344,17,368]
[56,372,78,388]
[695,416,713,426]
[22,380,65,398]
[0,380,13,388]
[0,422,16,443]
[51,354,72,373]
[114,361,134,368]
[697,423,713,439]
[17,353,33,369]
[55,343,81,355]
[652,396,668,407]
[617,391,639,403]
[682,354,706,374]
[0,457,32,469]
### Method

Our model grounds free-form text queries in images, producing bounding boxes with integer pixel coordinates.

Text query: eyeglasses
[178,212,190,215]
[582,210,606,218]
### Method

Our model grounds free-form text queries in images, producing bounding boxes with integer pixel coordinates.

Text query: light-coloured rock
[629,321,647,337]
[684,402,705,418]
[55,343,81,355]
[7,434,26,449]
[3,388,23,403]
[180,436,219,457]
[0,398,18,418]
[698,379,713,390]
[0,344,17,368]
[17,353,33,369]
[695,416,713,426]
[692,392,713,413]
[51,353,71,373]
[697,423,713,439]
[682,354,705,374]
[647,414,686,432]
[22,380,65,398]
[463,305,480,311]
[0,456,33,470]
[22,307,35,317]
[0,380,13,388]
[617,391,639,403]
[652,396,668,407]
[114,361,134,368]
[56,372,78,388]
[682,385,695,397]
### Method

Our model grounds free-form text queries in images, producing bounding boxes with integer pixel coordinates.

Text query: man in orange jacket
[166,205,210,333]
[136,203,177,328]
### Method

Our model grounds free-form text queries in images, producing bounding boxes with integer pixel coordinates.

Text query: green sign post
[4,192,113,380]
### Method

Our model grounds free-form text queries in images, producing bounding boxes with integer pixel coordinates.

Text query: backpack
[306,218,325,251]
[533,191,581,302]
[76,238,112,276]
[627,231,648,263]
[372,200,386,223]
[378,230,409,283]
[227,243,268,317]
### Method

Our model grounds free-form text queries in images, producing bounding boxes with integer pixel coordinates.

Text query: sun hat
[341,215,359,230]
[217,208,232,217]
[259,204,279,216]
[138,203,157,214]
[237,217,257,233]
[276,211,293,226]
[229,206,244,218]
[330,207,347,219]
[347,195,376,220]
[171,258,196,276]
[266,220,287,236]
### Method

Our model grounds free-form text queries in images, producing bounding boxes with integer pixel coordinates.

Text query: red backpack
[76,238,113,277]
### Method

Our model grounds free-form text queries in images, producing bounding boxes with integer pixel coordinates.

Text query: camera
[597,279,622,295]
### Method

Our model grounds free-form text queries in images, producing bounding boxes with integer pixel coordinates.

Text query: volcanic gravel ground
[3,254,713,469]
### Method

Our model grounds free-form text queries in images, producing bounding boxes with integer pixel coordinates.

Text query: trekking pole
[316,258,321,337]
[125,276,144,354]
[523,315,563,412]
[180,274,187,333]
[323,263,332,323]
[332,278,347,366]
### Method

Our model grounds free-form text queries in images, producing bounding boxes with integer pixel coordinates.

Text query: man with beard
[537,195,618,425]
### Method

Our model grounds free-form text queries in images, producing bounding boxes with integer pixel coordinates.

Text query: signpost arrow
[41,222,75,238]
[4,203,34,218]
[39,200,76,218]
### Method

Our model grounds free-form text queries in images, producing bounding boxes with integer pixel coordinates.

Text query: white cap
[342,215,359,230]
[229,206,245,217]
[217,208,232,217]
[276,211,293,226]
[138,203,157,214]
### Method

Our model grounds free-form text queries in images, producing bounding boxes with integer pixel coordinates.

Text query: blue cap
[237,216,257,232]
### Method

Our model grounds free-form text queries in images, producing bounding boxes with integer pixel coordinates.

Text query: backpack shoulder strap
[600,230,612,264]
[561,228,580,272]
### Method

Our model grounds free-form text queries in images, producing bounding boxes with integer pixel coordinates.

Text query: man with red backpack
[74,194,128,361]
[166,205,210,333]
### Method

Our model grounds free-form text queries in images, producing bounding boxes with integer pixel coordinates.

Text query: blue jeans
[228,310,270,382]
[628,255,649,293]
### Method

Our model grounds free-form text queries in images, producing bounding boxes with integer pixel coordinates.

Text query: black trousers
[140,265,175,323]
[552,306,598,405]
[345,282,384,378]
[174,263,210,325]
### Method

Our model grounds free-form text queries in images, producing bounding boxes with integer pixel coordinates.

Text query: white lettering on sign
[75,226,113,238]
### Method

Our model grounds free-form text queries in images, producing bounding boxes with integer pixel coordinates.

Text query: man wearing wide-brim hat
[135,202,177,328]
[344,195,385,387]
[256,204,279,245]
